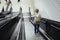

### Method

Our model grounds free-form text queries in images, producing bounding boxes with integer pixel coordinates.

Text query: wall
[35,0,60,22]
[0,0,35,13]
[0,0,20,12]
[0,0,5,12]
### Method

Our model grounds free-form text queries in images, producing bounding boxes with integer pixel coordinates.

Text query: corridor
[0,0,60,40]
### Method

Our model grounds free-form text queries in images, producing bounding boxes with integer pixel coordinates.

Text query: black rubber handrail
[51,24,60,30]
[0,11,20,21]
[0,16,18,30]
[0,12,20,30]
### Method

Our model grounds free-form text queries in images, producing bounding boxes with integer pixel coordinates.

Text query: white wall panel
[35,0,60,22]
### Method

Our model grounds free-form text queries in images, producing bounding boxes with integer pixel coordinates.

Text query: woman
[34,9,41,34]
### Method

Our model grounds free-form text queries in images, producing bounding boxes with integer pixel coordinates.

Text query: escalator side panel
[0,17,20,40]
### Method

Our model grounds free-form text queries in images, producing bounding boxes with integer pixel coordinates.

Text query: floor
[24,18,45,40]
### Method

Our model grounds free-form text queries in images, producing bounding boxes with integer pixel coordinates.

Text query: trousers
[34,24,40,33]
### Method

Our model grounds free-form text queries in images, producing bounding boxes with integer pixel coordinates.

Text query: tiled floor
[24,18,45,40]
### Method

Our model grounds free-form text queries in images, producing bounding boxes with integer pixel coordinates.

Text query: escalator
[0,16,20,40]
[0,8,21,40]
[9,14,26,40]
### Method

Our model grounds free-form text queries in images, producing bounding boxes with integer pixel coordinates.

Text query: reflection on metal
[51,24,60,30]
[18,0,20,2]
